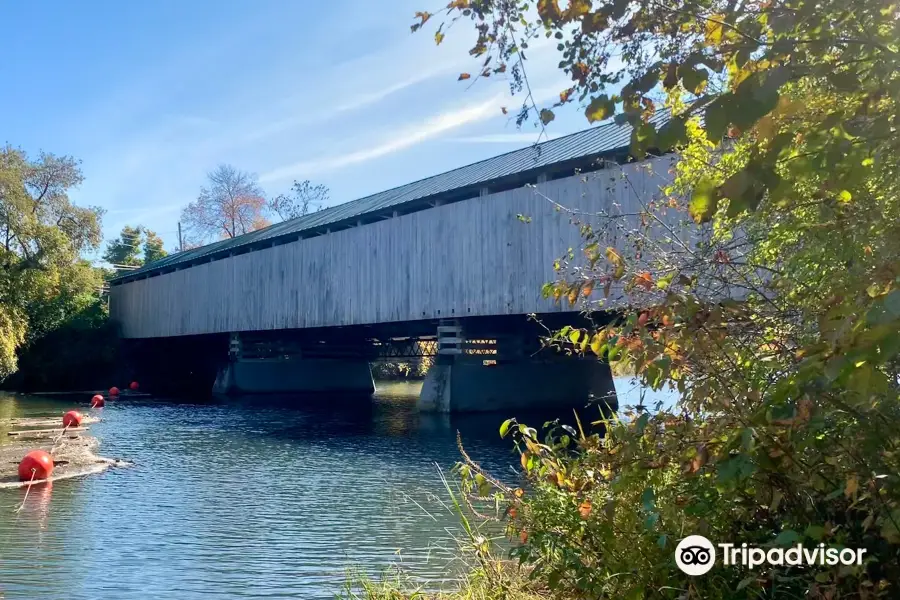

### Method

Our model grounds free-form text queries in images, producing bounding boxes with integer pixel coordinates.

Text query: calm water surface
[0,378,669,599]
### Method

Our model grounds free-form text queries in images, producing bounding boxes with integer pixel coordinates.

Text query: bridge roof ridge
[111,109,671,283]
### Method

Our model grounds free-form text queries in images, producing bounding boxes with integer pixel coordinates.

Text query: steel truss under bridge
[370,338,437,360]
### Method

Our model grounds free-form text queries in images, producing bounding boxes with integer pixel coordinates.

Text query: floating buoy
[129,381,139,391]
[62,411,83,428]
[109,386,120,396]
[18,450,54,482]
[91,394,105,408]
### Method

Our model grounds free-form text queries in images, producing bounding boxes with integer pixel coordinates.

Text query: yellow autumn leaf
[705,15,725,45]
[590,333,603,355]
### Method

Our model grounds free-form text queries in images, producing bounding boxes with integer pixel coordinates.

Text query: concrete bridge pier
[417,322,617,413]
[212,333,375,396]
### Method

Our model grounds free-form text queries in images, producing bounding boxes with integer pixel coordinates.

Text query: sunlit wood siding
[110,155,676,338]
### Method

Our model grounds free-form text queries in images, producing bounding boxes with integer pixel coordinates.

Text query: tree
[142,229,167,264]
[102,225,167,272]
[412,1,900,598]
[268,179,329,221]
[102,225,144,268]
[179,165,331,246]
[0,146,104,379]
[180,164,269,245]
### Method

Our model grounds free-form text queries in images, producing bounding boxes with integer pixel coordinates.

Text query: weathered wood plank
[110,156,677,338]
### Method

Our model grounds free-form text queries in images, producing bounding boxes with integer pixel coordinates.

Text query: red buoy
[91,394,105,408]
[129,381,139,391]
[18,450,54,482]
[62,411,83,428]
[109,386,120,396]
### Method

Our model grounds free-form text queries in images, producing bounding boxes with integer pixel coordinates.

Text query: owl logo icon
[675,535,716,576]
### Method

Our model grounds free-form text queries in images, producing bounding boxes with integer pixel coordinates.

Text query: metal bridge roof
[112,112,668,283]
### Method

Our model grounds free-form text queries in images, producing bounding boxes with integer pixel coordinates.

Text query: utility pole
[177,222,183,252]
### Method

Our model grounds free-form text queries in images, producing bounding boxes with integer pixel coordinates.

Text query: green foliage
[0,303,25,381]
[102,225,144,267]
[103,225,168,269]
[370,359,431,380]
[0,146,104,380]
[418,0,900,597]
[340,563,546,600]
[4,300,120,392]
[142,229,167,264]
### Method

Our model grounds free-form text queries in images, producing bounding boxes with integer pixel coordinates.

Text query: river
[0,378,672,599]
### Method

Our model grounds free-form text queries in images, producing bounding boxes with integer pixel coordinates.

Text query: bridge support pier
[417,322,616,413]
[212,333,375,396]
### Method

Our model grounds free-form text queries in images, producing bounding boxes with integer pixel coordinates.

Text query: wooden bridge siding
[111,156,675,338]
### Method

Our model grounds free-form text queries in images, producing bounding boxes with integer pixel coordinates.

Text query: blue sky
[0,1,594,256]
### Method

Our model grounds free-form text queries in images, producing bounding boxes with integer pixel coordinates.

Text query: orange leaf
[635,271,653,290]
[578,499,592,519]
[458,73,471,81]
[690,445,709,473]
[519,529,529,543]
[845,476,859,499]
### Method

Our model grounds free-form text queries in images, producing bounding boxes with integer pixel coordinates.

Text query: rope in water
[15,469,38,514]
[50,423,71,452]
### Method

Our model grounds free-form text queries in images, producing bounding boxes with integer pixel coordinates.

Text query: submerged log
[0,416,131,488]
[8,427,90,437]
[3,416,101,429]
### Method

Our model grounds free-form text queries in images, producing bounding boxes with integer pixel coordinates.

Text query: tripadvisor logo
[675,535,867,576]
[676,535,716,576]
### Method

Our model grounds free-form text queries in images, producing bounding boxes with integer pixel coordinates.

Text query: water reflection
[17,481,53,529]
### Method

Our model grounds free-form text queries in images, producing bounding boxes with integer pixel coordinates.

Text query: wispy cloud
[241,63,458,144]
[259,94,506,182]
[258,78,568,183]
